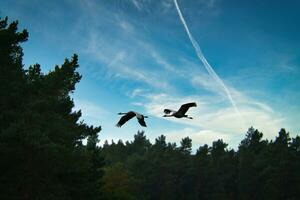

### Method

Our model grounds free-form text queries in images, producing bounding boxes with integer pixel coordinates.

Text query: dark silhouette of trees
[1,16,300,200]
[0,17,103,200]
[99,128,300,200]
[238,127,268,199]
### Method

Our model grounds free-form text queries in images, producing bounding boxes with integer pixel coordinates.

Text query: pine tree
[0,17,103,200]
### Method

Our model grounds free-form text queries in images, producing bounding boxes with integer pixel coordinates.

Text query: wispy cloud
[5,0,298,149]
[165,127,231,147]
[132,90,284,142]
[73,99,108,126]
[66,0,289,145]
[80,28,173,90]
[131,0,143,11]
[118,19,135,33]
[71,1,183,91]
[129,88,146,98]
[191,73,225,96]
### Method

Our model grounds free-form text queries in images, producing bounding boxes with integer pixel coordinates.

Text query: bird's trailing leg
[185,115,193,119]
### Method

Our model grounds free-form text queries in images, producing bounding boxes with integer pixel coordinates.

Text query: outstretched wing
[164,109,176,114]
[137,116,147,127]
[177,102,197,115]
[116,112,136,127]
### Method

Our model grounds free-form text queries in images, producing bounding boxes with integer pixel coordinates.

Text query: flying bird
[163,102,197,119]
[116,111,148,127]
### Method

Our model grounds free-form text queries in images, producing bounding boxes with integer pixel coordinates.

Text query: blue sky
[2,0,300,149]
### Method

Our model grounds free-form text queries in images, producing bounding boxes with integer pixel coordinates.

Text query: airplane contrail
[173,0,243,121]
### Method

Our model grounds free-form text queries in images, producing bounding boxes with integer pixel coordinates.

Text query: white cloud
[137,91,284,142]
[165,127,231,147]
[150,50,177,72]
[72,3,178,91]
[73,99,108,126]
[82,30,173,90]
[132,0,143,11]
[130,88,146,98]
[72,0,287,147]
[118,19,134,33]
[191,73,225,96]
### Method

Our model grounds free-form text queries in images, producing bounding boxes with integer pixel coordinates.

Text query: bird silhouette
[163,102,197,119]
[116,111,148,127]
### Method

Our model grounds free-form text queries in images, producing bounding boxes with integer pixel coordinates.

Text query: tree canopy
[0,17,103,200]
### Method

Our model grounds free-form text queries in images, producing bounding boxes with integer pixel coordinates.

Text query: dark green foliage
[100,128,300,200]
[238,127,268,199]
[0,17,103,200]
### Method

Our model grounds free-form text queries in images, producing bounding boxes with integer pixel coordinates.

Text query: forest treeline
[1,17,300,200]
